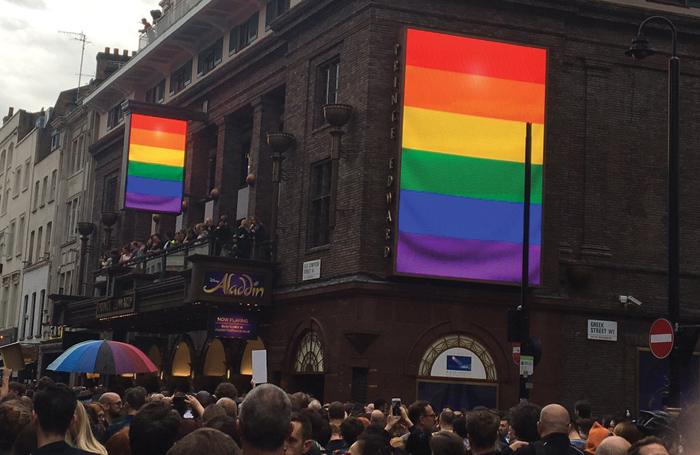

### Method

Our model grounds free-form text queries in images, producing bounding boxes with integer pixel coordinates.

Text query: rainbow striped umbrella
[47,340,157,375]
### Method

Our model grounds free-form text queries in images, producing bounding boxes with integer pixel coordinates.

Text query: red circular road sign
[649,318,674,359]
[512,342,521,365]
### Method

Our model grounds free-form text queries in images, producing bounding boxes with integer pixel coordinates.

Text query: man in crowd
[98,392,124,426]
[129,401,181,455]
[104,386,147,441]
[508,402,541,445]
[286,412,314,455]
[405,400,437,455]
[238,383,293,455]
[32,384,94,454]
[628,437,670,455]
[326,401,347,452]
[595,436,631,455]
[511,404,584,455]
[466,410,500,455]
[439,409,455,432]
[217,397,238,418]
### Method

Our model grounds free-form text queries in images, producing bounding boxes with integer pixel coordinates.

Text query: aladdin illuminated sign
[202,272,266,298]
[394,29,546,285]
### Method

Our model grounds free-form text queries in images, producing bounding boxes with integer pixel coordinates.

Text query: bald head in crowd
[537,404,570,437]
[370,409,385,426]
[217,397,238,418]
[238,384,292,455]
[596,436,631,455]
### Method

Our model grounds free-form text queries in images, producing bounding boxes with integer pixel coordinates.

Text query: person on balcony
[249,216,266,259]
[234,218,251,259]
[213,216,232,256]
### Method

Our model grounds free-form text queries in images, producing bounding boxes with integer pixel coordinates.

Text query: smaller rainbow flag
[124,113,186,213]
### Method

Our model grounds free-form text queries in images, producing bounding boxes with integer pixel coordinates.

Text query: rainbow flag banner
[396,29,546,284]
[124,113,186,213]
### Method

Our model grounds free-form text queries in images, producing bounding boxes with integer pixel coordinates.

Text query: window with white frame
[16,215,25,257]
[50,131,61,151]
[65,198,80,239]
[14,167,21,197]
[41,177,47,206]
[28,230,35,264]
[49,170,57,202]
[33,181,40,211]
[36,226,43,262]
[2,189,8,215]
[6,220,14,257]
[45,222,52,254]
[107,102,124,130]
[7,144,13,169]
[23,160,30,190]
[0,150,5,172]
[265,0,289,30]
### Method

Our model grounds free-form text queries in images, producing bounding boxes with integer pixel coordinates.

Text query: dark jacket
[405,426,432,455]
[511,433,585,455]
[32,441,95,455]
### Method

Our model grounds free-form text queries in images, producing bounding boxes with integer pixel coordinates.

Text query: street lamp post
[626,16,681,409]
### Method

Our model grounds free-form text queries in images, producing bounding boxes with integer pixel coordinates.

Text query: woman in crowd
[66,402,108,455]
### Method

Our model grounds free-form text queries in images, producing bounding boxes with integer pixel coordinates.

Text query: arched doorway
[203,339,227,377]
[417,334,499,410]
[289,331,325,401]
[172,342,192,377]
[240,337,265,375]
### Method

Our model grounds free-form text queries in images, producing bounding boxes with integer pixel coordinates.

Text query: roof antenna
[59,30,91,101]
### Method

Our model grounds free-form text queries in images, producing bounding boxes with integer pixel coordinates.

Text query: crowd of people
[0,366,698,455]
[98,215,267,269]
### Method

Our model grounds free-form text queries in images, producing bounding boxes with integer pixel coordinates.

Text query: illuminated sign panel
[123,113,186,213]
[395,29,546,284]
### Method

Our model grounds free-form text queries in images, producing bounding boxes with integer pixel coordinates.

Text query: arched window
[419,334,497,380]
[294,331,324,373]
[203,339,226,377]
[172,342,192,377]
[148,345,162,371]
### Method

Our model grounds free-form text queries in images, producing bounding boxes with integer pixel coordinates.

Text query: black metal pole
[520,123,532,401]
[668,54,681,409]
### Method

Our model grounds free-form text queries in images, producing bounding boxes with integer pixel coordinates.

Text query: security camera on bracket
[619,295,642,308]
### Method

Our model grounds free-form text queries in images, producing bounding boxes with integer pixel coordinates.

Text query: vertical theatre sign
[394,29,547,284]
[119,101,207,214]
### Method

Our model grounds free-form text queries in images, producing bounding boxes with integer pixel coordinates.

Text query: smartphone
[392,398,401,418]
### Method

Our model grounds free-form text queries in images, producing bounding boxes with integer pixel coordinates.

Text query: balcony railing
[93,235,272,293]
[138,0,206,51]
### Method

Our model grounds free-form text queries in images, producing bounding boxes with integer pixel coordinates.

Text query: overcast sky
[0,0,154,117]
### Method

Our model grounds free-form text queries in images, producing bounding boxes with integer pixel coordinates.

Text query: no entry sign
[649,318,674,359]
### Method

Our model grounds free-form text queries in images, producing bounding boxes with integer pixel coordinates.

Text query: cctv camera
[627,295,642,306]
[619,295,642,306]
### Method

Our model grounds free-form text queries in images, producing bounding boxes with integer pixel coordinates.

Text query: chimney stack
[114,48,119,55]
[123,49,129,56]
[105,47,110,53]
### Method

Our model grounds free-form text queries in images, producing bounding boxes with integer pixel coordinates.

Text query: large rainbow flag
[124,113,186,213]
[396,29,546,284]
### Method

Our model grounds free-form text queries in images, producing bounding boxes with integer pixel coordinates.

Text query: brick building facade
[56,0,700,414]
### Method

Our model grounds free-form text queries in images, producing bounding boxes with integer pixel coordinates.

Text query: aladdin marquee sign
[188,255,273,306]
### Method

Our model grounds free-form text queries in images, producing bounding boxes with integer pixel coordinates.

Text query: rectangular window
[74,135,84,173]
[33,181,40,211]
[20,295,28,339]
[50,131,61,151]
[66,198,80,239]
[36,226,43,262]
[45,222,52,254]
[265,0,290,30]
[16,215,25,257]
[169,60,192,95]
[239,142,251,189]
[28,230,35,264]
[6,220,14,257]
[308,160,332,247]
[103,177,118,212]
[197,37,223,77]
[28,292,36,338]
[14,167,21,196]
[315,58,340,127]
[49,170,57,202]
[0,151,5,171]
[2,189,8,214]
[41,176,48,206]
[146,79,166,104]
[107,102,124,129]
[230,12,259,55]
[37,289,46,337]
[23,161,30,190]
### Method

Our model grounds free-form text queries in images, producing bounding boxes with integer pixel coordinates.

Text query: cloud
[0,16,30,33]
[2,0,46,10]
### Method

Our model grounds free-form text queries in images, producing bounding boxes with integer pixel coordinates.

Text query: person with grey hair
[309,399,322,411]
[237,384,292,455]
[595,436,630,455]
